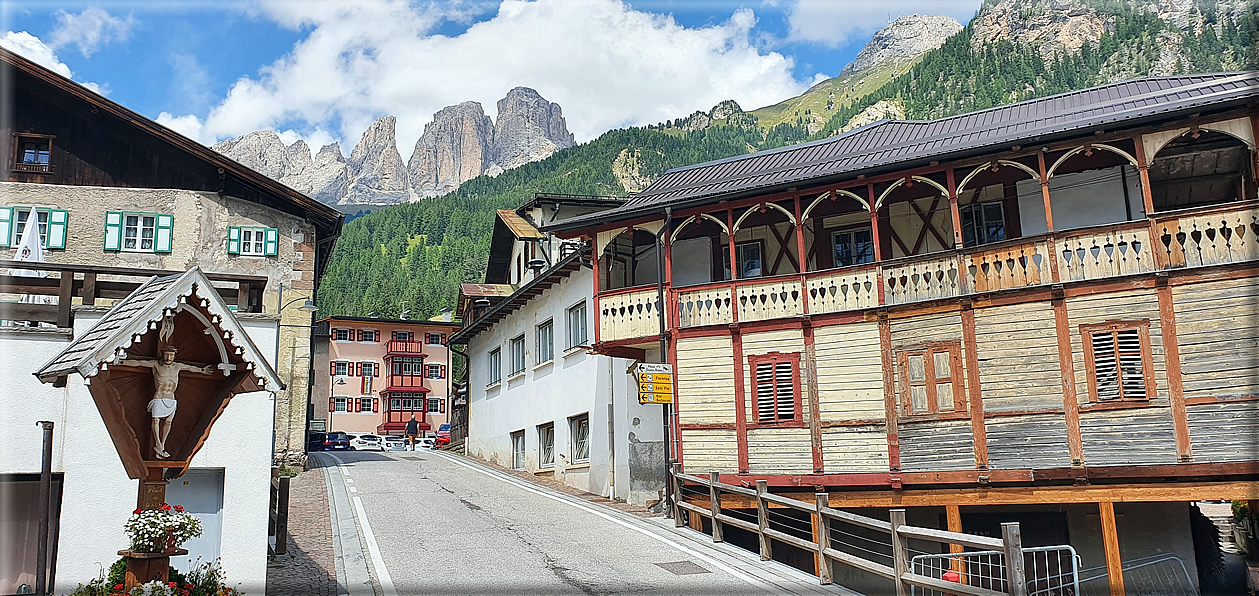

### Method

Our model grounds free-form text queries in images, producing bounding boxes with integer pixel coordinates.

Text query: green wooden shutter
[46,209,68,250]
[263,227,279,256]
[103,211,123,251]
[227,226,241,255]
[0,207,11,248]
[154,214,173,253]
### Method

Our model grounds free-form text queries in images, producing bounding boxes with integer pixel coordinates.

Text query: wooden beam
[1099,501,1126,596]
[56,272,73,327]
[1156,282,1192,461]
[1052,298,1085,465]
[879,314,901,473]
[961,307,988,469]
[685,480,1259,509]
[1037,152,1055,232]
[946,505,963,555]
[732,330,749,473]
[804,327,825,473]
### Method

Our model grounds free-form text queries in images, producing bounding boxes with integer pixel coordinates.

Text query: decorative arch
[873,175,950,210]
[956,160,1042,194]
[1142,118,1257,159]
[670,213,729,243]
[802,189,871,220]
[733,201,796,232]
[1047,143,1138,179]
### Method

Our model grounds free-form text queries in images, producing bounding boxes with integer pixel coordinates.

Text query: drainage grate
[654,561,710,576]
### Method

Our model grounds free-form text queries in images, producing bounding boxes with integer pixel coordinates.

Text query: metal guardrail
[910,546,1080,596]
[268,466,290,556]
[1077,554,1193,596]
[670,465,1048,596]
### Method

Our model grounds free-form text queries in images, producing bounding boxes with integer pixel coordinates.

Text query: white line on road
[349,486,358,492]
[326,454,397,596]
[430,451,776,593]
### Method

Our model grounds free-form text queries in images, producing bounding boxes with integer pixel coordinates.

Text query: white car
[347,433,384,451]
[383,436,407,451]
[415,437,435,450]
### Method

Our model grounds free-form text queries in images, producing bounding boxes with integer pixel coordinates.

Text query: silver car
[383,436,407,451]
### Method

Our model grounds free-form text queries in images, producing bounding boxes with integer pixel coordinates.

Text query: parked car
[383,436,407,451]
[415,437,436,450]
[348,433,384,451]
[435,423,452,447]
[307,431,350,452]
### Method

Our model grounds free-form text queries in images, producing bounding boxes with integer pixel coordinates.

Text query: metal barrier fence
[910,546,1080,596]
[669,465,1078,596]
[1077,554,1193,596]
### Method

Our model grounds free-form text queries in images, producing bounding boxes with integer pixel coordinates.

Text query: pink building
[312,316,460,437]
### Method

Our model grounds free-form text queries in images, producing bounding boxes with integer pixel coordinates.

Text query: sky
[0,0,983,157]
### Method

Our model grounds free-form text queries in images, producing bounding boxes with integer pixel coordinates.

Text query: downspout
[655,207,672,515]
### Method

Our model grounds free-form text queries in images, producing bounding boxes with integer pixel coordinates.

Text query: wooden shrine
[35,267,281,588]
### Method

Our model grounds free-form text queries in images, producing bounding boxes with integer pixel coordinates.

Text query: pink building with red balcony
[312,316,460,437]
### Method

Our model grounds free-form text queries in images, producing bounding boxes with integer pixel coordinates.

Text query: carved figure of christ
[121,347,216,459]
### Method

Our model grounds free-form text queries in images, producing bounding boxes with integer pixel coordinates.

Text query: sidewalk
[264,466,339,596]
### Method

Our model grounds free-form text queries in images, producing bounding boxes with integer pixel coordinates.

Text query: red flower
[168,581,177,588]
[174,505,185,512]
[160,503,172,511]
[114,584,123,590]
[133,509,142,514]
[185,583,193,588]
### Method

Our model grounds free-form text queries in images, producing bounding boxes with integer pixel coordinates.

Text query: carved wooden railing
[676,285,734,328]
[806,266,879,314]
[1154,202,1259,269]
[736,278,804,322]
[598,288,666,343]
[883,253,963,306]
[966,240,1051,293]
[1056,224,1155,282]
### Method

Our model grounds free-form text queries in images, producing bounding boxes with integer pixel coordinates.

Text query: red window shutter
[375,363,380,377]
[372,399,379,413]
[328,397,334,411]
[441,365,447,379]
[439,399,445,413]
[354,399,361,413]
[329,362,336,376]
[441,334,447,344]
[357,329,364,342]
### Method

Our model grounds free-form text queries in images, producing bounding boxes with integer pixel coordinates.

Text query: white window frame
[334,328,353,342]
[239,227,267,256]
[567,301,588,349]
[832,227,875,268]
[510,335,526,375]
[427,398,441,413]
[427,363,442,379]
[333,361,349,377]
[11,207,49,247]
[426,332,443,345]
[488,347,502,385]
[538,423,555,468]
[333,397,348,412]
[510,430,525,470]
[536,319,554,364]
[570,414,590,463]
[122,213,157,252]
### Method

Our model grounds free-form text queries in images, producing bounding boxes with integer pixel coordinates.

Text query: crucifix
[118,316,217,459]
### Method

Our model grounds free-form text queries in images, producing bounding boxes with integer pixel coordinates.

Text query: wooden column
[961,306,988,469]
[1156,279,1192,461]
[1053,297,1085,465]
[815,493,834,585]
[1132,134,1157,217]
[726,207,738,282]
[803,325,825,473]
[709,471,724,542]
[732,330,750,473]
[755,480,772,561]
[81,272,97,306]
[57,273,74,327]
[1037,152,1056,232]
[946,504,966,581]
[890,508,909,596]
[591,235,602,345]
[793,193,810,313]
[879,314,901,473]
[868,183,883,261]
[672,463,684,527]
[1099,501,1126,596]
[947,168,963,248]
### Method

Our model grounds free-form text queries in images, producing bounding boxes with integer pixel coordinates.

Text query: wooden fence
[268,466,290,556]
[671,465,1028,596]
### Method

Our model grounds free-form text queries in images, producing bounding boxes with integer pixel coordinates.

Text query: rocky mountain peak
[709,99,743,120]
[407,101,495,197]
[492,87,575,170]
[844,14,962,74]
[970,0,1111,60]
[345,116,410,204]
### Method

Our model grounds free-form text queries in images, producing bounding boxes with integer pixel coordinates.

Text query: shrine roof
[35,267,283,390]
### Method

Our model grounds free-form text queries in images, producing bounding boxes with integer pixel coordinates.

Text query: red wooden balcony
[386,340,427,356]
[384,374,429,393]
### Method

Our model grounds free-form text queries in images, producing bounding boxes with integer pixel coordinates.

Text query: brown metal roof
[459,283,516,298]
[497,209,544,239]
[548,72,1259,233]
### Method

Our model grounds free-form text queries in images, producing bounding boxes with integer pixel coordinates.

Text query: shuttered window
[898,342,965,416]
[1083,321,1153,402]
[749,352,800,424]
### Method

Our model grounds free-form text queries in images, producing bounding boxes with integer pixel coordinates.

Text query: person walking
[405,414,420,451]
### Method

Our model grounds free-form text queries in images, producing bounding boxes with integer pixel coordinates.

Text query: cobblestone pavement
[265,466,339,596]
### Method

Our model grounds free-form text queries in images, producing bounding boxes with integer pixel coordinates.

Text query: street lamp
[281,297,319,313]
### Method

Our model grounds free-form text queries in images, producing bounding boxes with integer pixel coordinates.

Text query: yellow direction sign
[634,363,674,404]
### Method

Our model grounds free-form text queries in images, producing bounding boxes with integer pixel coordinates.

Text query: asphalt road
[315,449,798,595]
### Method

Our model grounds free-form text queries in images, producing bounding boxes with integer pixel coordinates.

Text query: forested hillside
[318,0,1259,320]
[316,122,807,318]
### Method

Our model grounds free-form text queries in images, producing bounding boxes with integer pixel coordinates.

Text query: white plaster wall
[466,268,664,505]
[1017,165,1145,235]
[0,310,277,593]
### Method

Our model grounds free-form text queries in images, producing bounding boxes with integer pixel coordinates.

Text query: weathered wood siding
[680,429,739,473]
[974,302,1063,412]
[675,335,736,425]
[1066,289,1168,404]
[1172,277,1259,401]
[747,427,815,474]
[897,420,975,472]
[814,322,885,421]
[1186,401,1259,463]
[740,329,807,422]
[890,311,963,345]
[821,426,889,473]
[985,414,1072,469]
[1079,408,1179,466]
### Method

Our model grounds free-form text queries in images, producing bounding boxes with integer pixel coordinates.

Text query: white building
[451,198,667,507]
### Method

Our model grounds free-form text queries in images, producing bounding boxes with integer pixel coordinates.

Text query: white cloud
[0,31,72,77]
[156,112,205,141]
[172,0,808,154]
[787,0,982,48]
[48,7,134,57]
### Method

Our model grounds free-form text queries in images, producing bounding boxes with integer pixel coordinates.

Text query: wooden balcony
[385,340,427,356]
[0,260,268,328]
[384,374,429,392]
[595,201,1259,343]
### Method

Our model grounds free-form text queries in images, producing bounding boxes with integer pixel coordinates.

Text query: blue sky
[1,0,982,154]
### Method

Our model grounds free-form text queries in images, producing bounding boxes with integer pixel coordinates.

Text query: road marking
[349,486,358,493]
[430,451,775,592]
[346,478,355,483]
[326,454,397,596]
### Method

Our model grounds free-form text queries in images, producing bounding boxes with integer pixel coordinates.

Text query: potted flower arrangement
[123,503,204,554]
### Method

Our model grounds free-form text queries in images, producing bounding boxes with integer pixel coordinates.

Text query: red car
[435,424,451,447]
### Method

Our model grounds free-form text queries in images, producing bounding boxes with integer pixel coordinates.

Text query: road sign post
[634,363,673,404]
